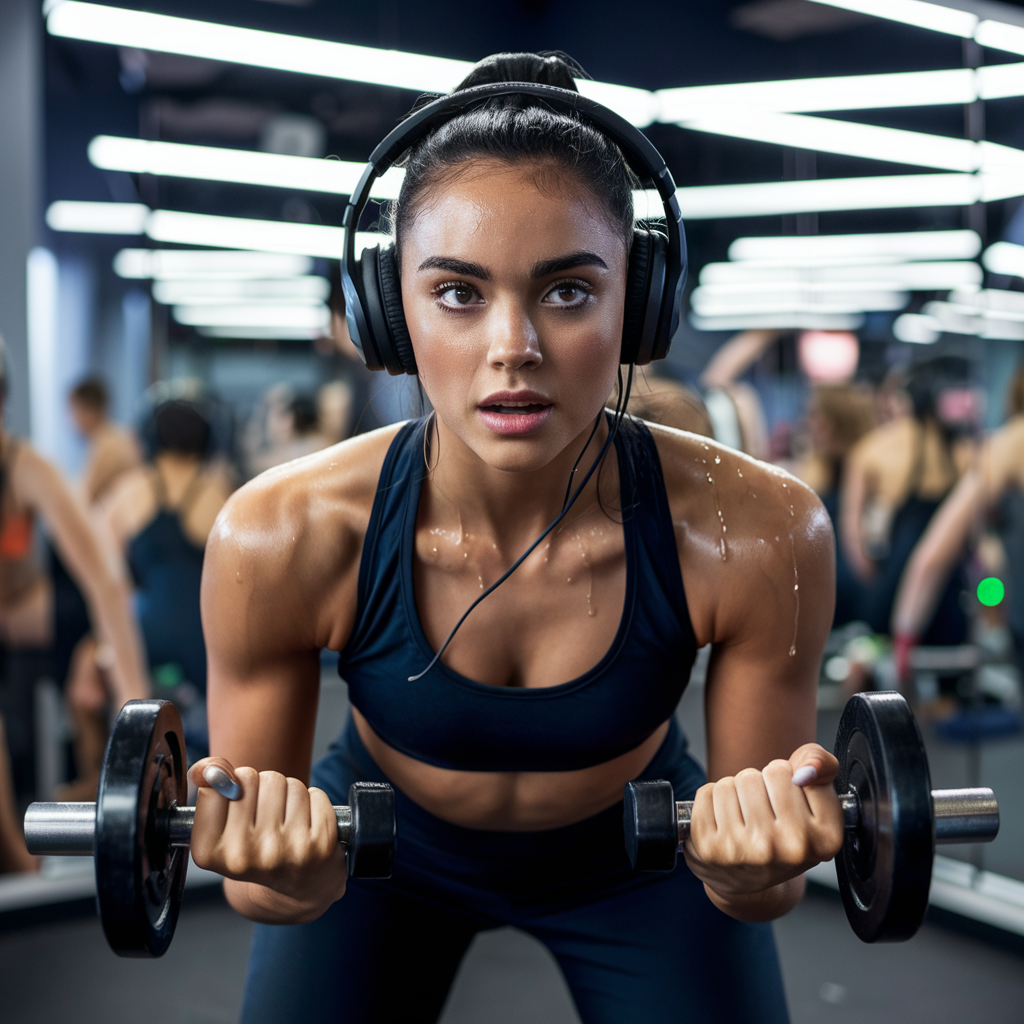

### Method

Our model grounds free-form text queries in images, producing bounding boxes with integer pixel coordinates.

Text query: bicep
[703,504,834,780]
[201,526,323,781]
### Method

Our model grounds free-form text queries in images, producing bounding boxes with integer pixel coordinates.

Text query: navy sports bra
[338,416,698,772]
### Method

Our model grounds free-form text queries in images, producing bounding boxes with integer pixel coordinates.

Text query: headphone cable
[409,364,634,682]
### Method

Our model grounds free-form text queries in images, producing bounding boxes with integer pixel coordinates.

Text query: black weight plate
[624,780,678,871]
[833,692,934,943]
[95,699,188,957]
[346,782,396,879]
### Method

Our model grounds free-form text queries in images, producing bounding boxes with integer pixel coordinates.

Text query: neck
[425,411,616,553]
[154,451,201,474]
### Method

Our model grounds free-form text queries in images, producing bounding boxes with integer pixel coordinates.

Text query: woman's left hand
[683,743,845,900]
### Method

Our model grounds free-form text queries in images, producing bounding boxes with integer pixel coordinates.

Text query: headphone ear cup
[376,246,417,376]
[622,230,653,364]
[639,229,669,365]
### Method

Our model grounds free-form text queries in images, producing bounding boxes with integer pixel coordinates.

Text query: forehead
[400,160,626,272]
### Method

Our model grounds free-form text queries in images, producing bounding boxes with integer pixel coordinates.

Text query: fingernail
[203,765,243,801]
[792,765,818,787]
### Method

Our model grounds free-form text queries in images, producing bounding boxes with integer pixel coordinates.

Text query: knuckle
[735,767,762,783]
[764,759,792,777]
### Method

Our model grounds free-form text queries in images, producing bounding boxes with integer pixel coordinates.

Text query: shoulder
[203,424,404,646]
[987,417,1024,491]
[850,418,910,465]
[645,423,834,645]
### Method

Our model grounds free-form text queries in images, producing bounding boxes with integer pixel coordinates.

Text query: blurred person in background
[840,357,976,644]
[796,385,877,627]
[68,376,141,505]
[247,388,332,477]
[0,341,148,855]
[63,400,231,789]
[893,362,1024,680]
[317,380,354,446]
[614,373,714,437]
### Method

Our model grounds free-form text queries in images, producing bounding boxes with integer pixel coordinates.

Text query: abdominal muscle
[353,708,670,831]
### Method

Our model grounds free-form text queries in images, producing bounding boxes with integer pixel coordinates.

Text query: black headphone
[341,81,687,376]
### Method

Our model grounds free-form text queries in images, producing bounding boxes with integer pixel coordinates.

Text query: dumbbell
[624,691,999,943]
[23,699,396,958]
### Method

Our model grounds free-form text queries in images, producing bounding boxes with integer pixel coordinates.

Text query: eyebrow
[416,250,609,281]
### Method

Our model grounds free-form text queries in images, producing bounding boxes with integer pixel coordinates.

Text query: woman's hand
[187,757,347,922]
[683,743,844,908]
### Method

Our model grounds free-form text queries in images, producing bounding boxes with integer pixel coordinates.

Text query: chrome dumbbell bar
[669,786,1000,846]
[24,801,357,856]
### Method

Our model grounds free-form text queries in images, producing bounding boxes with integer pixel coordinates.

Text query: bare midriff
[353,708,670,831]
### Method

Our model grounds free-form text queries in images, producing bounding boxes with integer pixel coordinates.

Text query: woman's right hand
[187,757,348,921]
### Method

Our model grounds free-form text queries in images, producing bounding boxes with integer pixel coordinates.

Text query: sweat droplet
[788,532,800,658]
[714,456,721,465]
[737,470,743,478]
[432,547,437,553]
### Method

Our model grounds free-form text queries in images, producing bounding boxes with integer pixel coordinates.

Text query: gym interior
[2,1,1024,1021]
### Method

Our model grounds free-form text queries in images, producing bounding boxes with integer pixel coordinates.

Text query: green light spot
[977,577,1005,607]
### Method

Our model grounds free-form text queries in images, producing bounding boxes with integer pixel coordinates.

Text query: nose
[486,298,542,372]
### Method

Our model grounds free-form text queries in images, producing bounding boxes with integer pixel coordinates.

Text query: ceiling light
[922,298,1024,339]
[680,110,988,172]
[690,312,864,331]
[675,174,994,219]
[197,325,325,340]
[46,2,654,126]
[729,229,981,262]
[45,200,148,234]
[658,69,977,120]
[976,19,1024,56]
[700,260,981,290]
[893,312,941,343]
[690,286,907,316]
[145,210,386,258]
[114,249,314,280]
[982,241,1024,278]
[89,136,405,198]
[805,0,977,38]
[153,277,329,305]
[172,303,330,329]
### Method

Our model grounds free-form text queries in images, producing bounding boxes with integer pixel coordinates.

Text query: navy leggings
[240,717,789,1024]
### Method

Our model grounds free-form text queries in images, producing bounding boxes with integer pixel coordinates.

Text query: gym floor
[3,666,1022,1024]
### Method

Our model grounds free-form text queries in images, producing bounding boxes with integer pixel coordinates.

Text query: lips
[477,390,553,436]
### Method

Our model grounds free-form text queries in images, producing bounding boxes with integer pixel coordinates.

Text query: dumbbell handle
[24,802,356,856]
[671,787,999,846]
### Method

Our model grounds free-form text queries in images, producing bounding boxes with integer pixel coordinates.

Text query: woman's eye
[544,282,590,306]
[437,284,479,307]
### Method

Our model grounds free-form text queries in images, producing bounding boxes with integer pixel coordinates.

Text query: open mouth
[476,395,554,436]
[479,402,550,415]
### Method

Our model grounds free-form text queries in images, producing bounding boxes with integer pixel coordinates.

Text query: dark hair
[70,376,109,413]
[153,401,210,457]
[1008,360,1024,418]
[391,52,639,265]
[289,394,319,435]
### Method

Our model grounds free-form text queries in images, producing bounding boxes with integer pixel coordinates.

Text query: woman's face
[400,159,628,473]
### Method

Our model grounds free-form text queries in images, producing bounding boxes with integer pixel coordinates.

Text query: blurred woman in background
[63,400,231,788]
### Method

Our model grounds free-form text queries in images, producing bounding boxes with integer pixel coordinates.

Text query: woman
[0,347,148,864]
[840,359,972,641]
[189,54,842,1023]
[893,362,1024,679]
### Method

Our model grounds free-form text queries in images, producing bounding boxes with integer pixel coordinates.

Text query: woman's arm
[838,443,875,583]
[16,445,149,705]
[188,440,381,923]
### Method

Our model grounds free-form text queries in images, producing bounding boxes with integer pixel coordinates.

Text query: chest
[412,515,628,689]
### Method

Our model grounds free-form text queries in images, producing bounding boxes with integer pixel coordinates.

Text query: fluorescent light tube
[114,249,314,280]
[658,69,977,120]
[690,286,907,315]
[728,230,982,262]
[982,241,1024,278]
[690,312,864,331]
[145,210,387,258]
[976,19,1024,56]
[153,277,329,306]
[197,325,325,340]
[922,298,1024,339]
[172,303,330,329]
[675,174,990,219]
[680,110,983,172]
[893,313,941,343]
[89,136,406,198]
[47,2,654,126]
[805,0,977,38]
[46,200,148,234]
[698,261,981,290]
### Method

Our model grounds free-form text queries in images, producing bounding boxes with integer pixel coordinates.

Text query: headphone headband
[342,80,686,371]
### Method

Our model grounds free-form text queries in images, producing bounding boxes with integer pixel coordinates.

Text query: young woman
[189,54,842,1023]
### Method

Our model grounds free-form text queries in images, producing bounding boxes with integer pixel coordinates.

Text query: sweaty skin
[190,160,842,926]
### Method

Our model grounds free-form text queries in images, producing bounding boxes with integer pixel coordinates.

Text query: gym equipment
[24,700,396,957]
[624,691,999,942]
[341,81,687,374]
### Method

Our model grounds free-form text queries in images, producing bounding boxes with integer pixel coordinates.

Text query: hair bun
[453,51,586,95]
